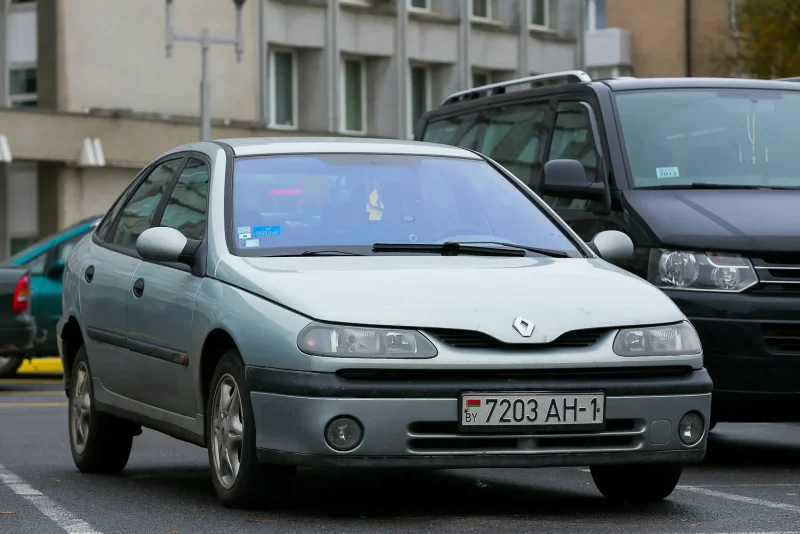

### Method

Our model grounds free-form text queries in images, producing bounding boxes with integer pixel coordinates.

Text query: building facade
[0,0,583,259]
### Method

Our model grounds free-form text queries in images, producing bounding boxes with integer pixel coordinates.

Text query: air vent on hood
[424,327,609,350]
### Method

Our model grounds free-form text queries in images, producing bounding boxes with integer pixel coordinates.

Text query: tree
[727,0,800,78]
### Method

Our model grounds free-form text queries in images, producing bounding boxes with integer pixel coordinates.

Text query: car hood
[625,189,800,253]
[215,255,684,344]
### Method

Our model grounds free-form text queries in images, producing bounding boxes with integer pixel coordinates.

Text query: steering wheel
[429,225,493,243]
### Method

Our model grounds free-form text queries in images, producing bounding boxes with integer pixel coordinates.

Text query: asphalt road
[1,376,799,534]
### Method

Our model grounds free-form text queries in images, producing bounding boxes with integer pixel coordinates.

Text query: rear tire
[0,356,23,378]
[590,463,683,503]
[207,349,295,509]
[68,345,135,474]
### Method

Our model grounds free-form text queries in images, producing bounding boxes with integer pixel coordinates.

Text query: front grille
[336,366,692,382]
[425,327,609,350]
[762,324,800,355]
[751,256,800,294]
[407,419,643,454]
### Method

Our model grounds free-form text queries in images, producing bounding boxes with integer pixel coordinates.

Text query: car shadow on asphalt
[701,424,800,468]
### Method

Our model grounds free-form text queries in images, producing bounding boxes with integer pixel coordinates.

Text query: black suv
[415,70,800,427]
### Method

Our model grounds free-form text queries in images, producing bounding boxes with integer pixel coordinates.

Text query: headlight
[613,321,702,357]
[297,323,438,358]
[648,249,757,292]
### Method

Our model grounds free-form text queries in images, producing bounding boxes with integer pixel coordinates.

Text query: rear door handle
[84,265,95,283]
[132,278,145,298]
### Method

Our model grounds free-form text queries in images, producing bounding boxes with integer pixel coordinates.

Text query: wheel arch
[60,315,85,395]
[198,328,240,416]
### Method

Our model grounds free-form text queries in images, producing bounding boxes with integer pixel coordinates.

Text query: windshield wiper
[372,241,569,258]
[273,250,365,257]
[442,241,572,258]
[637,183,789,190]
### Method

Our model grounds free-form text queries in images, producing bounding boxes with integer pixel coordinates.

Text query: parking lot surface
[1,376,798,534]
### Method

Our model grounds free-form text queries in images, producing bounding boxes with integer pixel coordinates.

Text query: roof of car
[599,76,800,92]
[214,137,483,159]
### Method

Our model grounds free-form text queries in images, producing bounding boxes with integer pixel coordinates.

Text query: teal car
[0,215,101,376]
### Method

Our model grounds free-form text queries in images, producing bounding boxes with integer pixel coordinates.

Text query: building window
[342,57,367,134]
[409,0,429,11]
[530,0,550,29]
[473,70,492,88]
[409,64,432,137]
[472,0,491,20]
[587,0,607,31]
[9,67,37,108]
[270,49,298,129]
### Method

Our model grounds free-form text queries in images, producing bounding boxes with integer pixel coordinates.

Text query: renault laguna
[57,137,711,509]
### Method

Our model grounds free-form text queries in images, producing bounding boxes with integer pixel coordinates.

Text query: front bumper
[247,366,712,468]
[666,289,800,422]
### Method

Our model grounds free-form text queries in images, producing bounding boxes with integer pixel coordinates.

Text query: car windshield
[230,153,581,256]
[615,88,800,189]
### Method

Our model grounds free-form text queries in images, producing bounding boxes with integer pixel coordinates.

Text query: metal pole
[200,28,211,141]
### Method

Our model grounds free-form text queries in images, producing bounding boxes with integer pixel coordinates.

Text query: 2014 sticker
[253,226,281,237]
[656,167,680,179]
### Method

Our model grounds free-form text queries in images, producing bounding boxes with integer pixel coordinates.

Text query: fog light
[678,412,704,445]
[324,416,363,452]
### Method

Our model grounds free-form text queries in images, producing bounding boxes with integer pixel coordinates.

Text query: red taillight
[12,276,30,313]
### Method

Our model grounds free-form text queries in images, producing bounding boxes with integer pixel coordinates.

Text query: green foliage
[734,0,800,78]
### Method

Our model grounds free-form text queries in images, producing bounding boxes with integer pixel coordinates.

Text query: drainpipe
[258,0,266,123]
[685,0,692,76]
[517,0,529,78]
[326,0,339,133]
[396,0,408,138]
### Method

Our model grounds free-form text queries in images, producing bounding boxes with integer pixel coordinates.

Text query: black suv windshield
[230,153,581,256]
[615,88,800,189]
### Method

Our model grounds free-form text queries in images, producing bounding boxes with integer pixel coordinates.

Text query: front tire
[207,349,295,509]
[68,345,135,473]
[0,356,23,378]
[590,463,683,503]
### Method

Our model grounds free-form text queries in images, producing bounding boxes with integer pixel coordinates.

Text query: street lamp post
[164,0,246,141]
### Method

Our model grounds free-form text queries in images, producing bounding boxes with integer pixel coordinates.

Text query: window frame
[408,62,433,139]
[472,69,493,88]
[92,151,212,275]
[408,0,430,13]
[529,0,551,30]
[340,56,368,135]
[9,63,37,108]
[159,157,212,242]
[269,48,299,131]
[471,0,491,21]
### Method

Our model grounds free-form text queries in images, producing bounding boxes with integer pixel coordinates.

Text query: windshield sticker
[237,225,252,235]
[366,186,384,221]
[244,238,260,248]
[656,167,680,179]
[238,232,252,239]
[252,225,281,237]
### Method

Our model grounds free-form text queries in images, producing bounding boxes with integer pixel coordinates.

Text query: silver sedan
[57,137,712,508]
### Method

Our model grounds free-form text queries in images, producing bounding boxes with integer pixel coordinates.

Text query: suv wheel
[207,349,295,509]
[590,463,683,503]
[68,345,136,473]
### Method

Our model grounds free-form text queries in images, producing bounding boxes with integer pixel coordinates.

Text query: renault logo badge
[513,317,535,337]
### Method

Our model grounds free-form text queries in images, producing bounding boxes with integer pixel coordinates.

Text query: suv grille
[751,255,800,294]
[424,327,609,350]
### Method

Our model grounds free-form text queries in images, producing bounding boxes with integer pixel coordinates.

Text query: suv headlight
[297,323,438,359]
[613,320,702,357]
[648,249,757,292]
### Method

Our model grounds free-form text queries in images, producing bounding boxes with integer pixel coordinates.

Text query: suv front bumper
[247,366,712,468]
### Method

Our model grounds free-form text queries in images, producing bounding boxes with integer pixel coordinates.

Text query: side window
[110,158,183,250]
[95,171,150,242]
[23,252,47,276]
[478,103,548,189]
[159,158,210,240]
[420,114,482,150]
[544,104,602,209]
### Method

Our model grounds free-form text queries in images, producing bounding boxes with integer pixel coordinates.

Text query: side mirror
[46,259,66,280]
[540,159,605,200]
[136,227,191,264]
[590,230,634,265]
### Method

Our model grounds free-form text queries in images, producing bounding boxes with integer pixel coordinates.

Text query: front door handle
[132,278,145,298]
[85,265,95,283]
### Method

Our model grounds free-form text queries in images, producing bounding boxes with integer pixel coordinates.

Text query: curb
[17,358,64,374]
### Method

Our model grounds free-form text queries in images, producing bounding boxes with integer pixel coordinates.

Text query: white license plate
[459,392,605,432]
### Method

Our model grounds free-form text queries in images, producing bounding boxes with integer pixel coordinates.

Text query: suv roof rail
[441,70,592,106]
[775,76,800,82]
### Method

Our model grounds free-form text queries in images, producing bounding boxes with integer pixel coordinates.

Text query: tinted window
[616,88,800,188]
[159,158,210,240]
[420,114,482,150]
[477,104,548,188]
[111,158,182,250]
[231,154,579,255]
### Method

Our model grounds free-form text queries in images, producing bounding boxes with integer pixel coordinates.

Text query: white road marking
[678,485,800,514]
[0,463,102,534]
[668,532,800,534]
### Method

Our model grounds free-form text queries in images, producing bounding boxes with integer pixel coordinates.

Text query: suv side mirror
[540,159,605,200]
[590,230,634,265]
[46,259,66,280]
